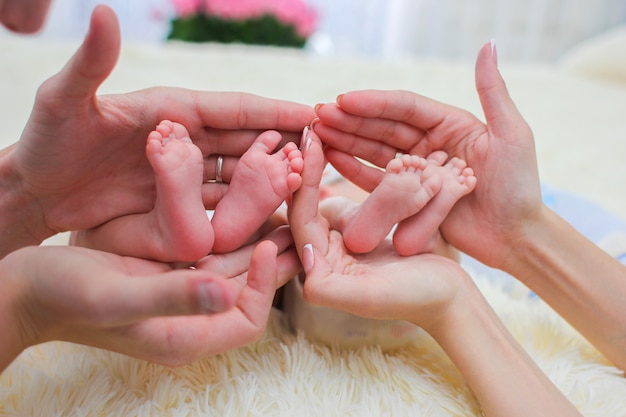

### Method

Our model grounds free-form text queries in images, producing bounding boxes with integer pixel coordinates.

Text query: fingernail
[301,125,309,148]
[302,243,314,273]
[336,94,344,107]
[490,38,498,67]
[314,103,324,113]
[310,117,320,131]
[198,282,229,314]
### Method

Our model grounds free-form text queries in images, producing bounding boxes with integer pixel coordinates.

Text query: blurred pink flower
[200,0,318,37]
[171,0,202,17]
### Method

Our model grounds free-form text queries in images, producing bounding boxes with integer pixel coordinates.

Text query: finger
[92,269,239,326]
[276,247,301,288]
[189,92,315,132]
[246,240,278,301]
[315,103,425,156]
[327,90,452,136]
[324,147,384,193]
[194,225,294,278]
[313,121,399,167]
[288,128,331,258]
[193,127,308,157]
[475,41,532,142]
[201,183,228,210]
[216,240,278,346]
[257,225,301,288]
[41,5,120,102]
[0,0,52,33]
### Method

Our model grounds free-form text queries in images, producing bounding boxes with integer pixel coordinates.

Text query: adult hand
[0,225,300,374]
[287,128,583,417]
[1,5,314,256]
[288,128,462,328]
[0,0,52,33]
[313,42,541,271]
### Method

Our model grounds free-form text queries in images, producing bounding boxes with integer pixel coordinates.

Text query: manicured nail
[198,282,228,314]
[490,38,498,67]
[301,125,309,148]
[302,243,314,273]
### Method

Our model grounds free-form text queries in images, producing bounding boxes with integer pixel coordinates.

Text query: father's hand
[3,5,314,256]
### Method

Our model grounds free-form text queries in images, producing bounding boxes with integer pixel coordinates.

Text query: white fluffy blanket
[1,28,626,415]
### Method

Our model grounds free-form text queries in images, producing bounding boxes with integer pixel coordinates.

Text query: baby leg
[211,130,303,253]
[340,154,443,254]
[144,120,214,261]
[393,155,476,256]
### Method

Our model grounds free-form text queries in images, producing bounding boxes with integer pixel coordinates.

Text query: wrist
[0,145,53,257]
[501,204,626,370]
[499,203,553,284]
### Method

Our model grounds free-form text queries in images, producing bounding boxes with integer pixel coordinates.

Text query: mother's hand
[313,43,541,271]
[287,128,584,417]
[288,128,463,329]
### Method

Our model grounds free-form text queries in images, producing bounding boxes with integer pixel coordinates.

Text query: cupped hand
[8,5,314,250]
[287,128,465,329]
[1,225,300,371]
[313,43,542,270]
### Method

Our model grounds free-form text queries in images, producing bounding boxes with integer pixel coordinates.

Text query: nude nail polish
[302,243,314,273]
[490,38,498,67]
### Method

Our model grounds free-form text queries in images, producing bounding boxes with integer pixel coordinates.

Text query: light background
[3,0,626,63]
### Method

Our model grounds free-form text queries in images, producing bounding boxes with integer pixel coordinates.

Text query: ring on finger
[215,155,224,183]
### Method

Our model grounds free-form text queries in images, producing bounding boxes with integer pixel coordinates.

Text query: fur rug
[2,272,625,417]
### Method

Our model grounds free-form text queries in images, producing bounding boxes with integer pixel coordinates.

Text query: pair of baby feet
[143,120,303,260]
[323,151,476,256]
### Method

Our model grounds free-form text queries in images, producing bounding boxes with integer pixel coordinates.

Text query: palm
[16,91,156,232]
[303,231,460,325]
[13,239,283,367]
[288,130,462,329]
[424,118,541,269]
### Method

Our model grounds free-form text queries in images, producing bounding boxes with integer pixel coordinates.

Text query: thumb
[288,127,330,259]
[475,41,531,141]
[49,5,121,101]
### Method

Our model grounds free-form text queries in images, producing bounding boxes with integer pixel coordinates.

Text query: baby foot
[393,154,476,256]
[341,154,443,254]
[145,120,214,261]
[211,130,303,253]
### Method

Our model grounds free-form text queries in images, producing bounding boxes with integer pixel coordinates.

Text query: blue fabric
[541,184,626,250]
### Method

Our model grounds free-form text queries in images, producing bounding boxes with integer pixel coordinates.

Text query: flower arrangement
[168,0,318,48]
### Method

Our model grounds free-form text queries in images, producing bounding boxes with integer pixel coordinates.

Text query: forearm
[0,145,52,258]
[505,205,626,370]
[428,278,582,417]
